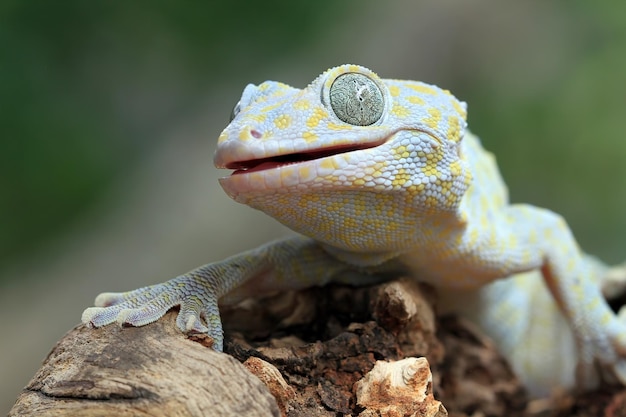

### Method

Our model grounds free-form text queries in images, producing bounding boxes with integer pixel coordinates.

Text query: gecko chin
[218,178,425,253]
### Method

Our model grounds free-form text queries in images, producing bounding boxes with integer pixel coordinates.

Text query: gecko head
[214,64,472,252]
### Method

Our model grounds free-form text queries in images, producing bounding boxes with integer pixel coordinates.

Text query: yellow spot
[408,84,437,95]
[327,200,346,212]
[392,104,410,118]
[423,108,442,130]
[392,145,409,159]
[389,85,400,96]
[238,130,251,141]
[343,216,359,229]
[298,166,311,182]
[391,168,410,187]
[421,165,441,178]
[371,162,386,177]
[453,100,467,119]
[464,170,473,186]
[271,89,287,98]
[294,100,310,110]
[262,103,280,113]
[250,114,267,123]
[274,114,291,130]
[218,132,228,144]
[450,161,462,176]
[445,192,460,208]
[407,183,426,195]
[407,96,425,105]
[265,82,290,92]
[422,148,444,165]
[328,122,353,130]
[320,158,338,170]
[306,107,328,128]
[302,131,318,143]
[447,116,461,142]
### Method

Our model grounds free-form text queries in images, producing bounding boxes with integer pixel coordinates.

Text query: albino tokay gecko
[82,64,626,398]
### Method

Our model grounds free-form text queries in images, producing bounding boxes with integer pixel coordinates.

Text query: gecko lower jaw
[226,141,385,175]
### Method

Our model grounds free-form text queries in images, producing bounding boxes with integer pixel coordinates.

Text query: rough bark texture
[222,278,526,416]
[9,312,280,417]
[10,278,626,416]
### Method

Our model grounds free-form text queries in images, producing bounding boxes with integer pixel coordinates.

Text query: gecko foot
[575,309,626,390]
[81,275,224,350]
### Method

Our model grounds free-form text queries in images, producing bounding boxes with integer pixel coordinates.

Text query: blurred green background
[2,0,625,412]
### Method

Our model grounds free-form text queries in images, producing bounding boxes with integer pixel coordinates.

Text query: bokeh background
[2,0,625,412]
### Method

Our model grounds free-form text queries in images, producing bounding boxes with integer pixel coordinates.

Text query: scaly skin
[83,64,626,397]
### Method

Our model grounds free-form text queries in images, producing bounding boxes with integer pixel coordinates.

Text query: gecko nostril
[250,129,262,139]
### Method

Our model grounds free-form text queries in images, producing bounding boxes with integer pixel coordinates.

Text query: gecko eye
[329,73,384,126]
[229,100,242,122]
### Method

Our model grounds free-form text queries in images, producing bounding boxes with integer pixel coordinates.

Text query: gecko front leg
[82,236,354,350]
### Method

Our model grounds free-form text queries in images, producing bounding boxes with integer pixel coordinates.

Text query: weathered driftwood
[11,279,549,416]
[9,311,280,417]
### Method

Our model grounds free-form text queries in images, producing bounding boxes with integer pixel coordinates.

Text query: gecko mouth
[227,141,383,174]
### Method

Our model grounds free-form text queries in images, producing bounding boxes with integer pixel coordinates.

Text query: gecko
[82,64,626,398]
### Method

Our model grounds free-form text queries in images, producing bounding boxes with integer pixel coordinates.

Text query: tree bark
[9,311,279,417]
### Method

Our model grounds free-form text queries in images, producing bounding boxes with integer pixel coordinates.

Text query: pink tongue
[233,161,288,175]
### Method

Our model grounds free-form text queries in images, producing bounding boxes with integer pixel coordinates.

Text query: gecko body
[83,64,626,397]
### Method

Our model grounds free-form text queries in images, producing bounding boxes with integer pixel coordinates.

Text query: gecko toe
[175,298,223,349]
[81,306,119,328]
[116,306,169,327]
[176,299,209,333]
[94,292,127,307]
[179,314,210,334]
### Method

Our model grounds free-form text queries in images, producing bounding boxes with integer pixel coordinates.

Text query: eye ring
[329,72,384,126]
[229,100,242,122]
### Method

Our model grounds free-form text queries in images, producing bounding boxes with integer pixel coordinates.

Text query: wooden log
[9,311,279,417]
